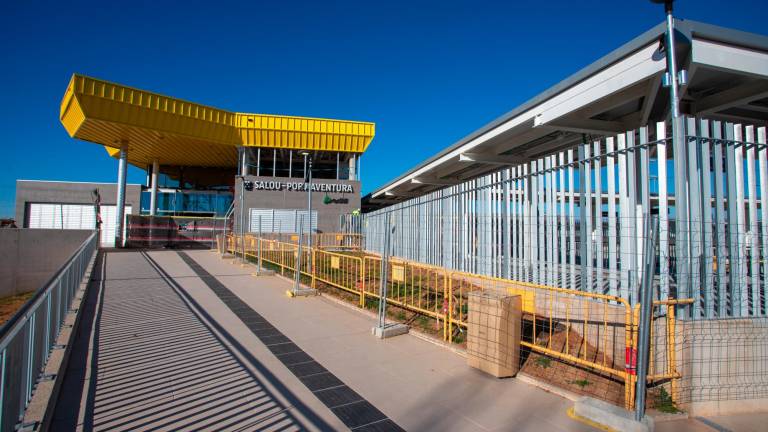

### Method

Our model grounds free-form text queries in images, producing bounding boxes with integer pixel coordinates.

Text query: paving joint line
[176,251,406,432]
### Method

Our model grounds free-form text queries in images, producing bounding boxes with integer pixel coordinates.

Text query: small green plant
[654,387,680,413]
[534,356,552,369]
[571,379,590,389]
[394,310,406,321]
[416,315,430,329]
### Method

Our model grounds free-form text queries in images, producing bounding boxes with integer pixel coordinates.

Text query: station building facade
[15,74,374,246]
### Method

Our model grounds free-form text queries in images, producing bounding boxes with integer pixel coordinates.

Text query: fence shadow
[52,250,332,431]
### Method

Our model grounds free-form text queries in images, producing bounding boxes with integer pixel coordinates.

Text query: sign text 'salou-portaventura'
[247,180,353,193]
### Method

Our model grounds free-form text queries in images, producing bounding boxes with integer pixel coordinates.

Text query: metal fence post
[294,215,304,293]
[257,215,262,271]
[635,215,659,420]
[578,142,588,291]
[239,176,246,264]
[377,213,393,330]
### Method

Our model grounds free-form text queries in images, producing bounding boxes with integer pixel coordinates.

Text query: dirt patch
[520,318,625,404]
[311,274,449,340]
[0,292,35,327]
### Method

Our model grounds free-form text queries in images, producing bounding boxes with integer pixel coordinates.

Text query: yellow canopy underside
[60,74,375,168]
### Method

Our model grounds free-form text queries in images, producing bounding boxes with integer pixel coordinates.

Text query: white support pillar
[241,147,249,176]
[115,146,128,247]
[349,154,357,181]
[150,159,159,216]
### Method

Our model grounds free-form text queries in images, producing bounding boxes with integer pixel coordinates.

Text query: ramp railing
[0,231,98,432]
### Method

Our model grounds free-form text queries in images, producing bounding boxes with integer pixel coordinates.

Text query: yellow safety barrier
[240,232,362,250]
[313,249,363,301]
[643,298,695,406]
[362,256,451,339]
[314,233,363,250]
[448,271,635,408]
[222,234,690,410]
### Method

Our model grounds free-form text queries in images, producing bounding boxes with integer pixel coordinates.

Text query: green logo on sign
[323,193,349,205]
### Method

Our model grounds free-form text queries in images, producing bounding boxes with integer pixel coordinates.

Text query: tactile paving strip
[177,252,406,432]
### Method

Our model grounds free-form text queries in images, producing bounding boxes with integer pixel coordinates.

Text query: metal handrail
[0,230,99,431]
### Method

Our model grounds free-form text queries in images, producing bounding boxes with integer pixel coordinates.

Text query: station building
[15,74,375,246]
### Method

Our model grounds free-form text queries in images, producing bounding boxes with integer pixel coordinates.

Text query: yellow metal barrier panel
[223,234,690,410]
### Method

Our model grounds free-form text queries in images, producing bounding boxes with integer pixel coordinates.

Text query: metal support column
[239,176,246,263]
[237,147,243,176]
[242,147,249,176]
[658,0,689,314]
[307,157,313,271]
[256,148,261,176]
[150,159,159,216]
[115,146,128,248]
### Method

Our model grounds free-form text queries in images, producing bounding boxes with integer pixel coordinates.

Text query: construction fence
[242,232,363,251]
[223,233,690,410]
[360,117,768,413]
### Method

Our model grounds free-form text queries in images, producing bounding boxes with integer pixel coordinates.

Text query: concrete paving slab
[179,250,591,432]
[50,249,768,432]
[52,250,342,432]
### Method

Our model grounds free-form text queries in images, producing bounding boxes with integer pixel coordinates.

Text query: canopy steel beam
[458,152,528,165]
[411,177,460,186]
[696,81,768,114]
[540,118,627,135]
[384,191,421,198]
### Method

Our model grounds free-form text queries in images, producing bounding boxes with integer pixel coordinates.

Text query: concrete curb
[516,373,581,402]
[572,396,654,432]
[22,250,99,432]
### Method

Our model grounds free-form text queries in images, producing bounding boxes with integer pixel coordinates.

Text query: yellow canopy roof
[60,74,375,168]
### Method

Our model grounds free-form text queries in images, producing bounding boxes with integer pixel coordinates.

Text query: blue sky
[1,0,765,218]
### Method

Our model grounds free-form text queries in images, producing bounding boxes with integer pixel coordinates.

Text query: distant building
[15,74,374,246]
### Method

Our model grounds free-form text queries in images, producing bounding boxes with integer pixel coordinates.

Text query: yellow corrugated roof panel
[60,74,375,168]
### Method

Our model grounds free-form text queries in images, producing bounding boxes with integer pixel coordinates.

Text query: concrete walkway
[51,249,765,431]
[52,250,342,431]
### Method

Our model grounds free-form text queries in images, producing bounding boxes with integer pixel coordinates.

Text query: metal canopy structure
[366,20,768,210]
[60,74,376,169]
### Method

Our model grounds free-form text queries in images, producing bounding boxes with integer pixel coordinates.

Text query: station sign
[244,180,353,193]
